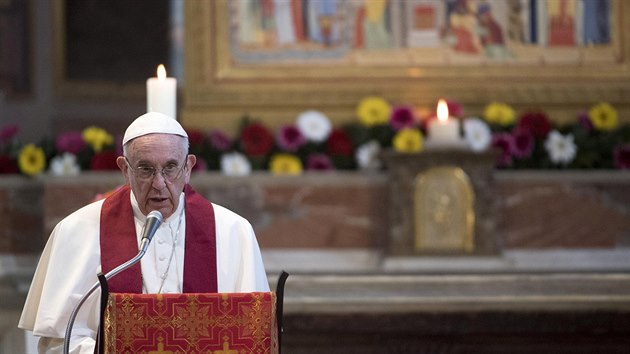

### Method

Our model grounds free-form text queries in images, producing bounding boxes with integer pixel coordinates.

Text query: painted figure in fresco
[448,0,482,54]
[547,0,576,46]
[507,0,526,43]
[362,0,393,50]
[477,2,513,58]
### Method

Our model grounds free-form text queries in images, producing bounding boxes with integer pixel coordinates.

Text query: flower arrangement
[1,99,629,177]
[0,125,119,176]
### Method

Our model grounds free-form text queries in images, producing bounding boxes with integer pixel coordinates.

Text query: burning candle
[146,64,177,119]
[427,99,461,147]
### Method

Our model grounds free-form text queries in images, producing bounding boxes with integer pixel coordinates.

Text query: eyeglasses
[124,157,187,181]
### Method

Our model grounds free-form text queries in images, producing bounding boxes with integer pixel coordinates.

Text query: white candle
[146,64,177,119]
[427,99,461,147]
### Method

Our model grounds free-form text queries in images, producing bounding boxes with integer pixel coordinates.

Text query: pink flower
[0,124,19,142]
[209,130,232,152]
[577,111,594,133]
[492,133,515,168]
[614,144,630,169]
[306,153,334,171]
[511,128,535,159]
[389,106,416,131]
[276,124,305,152]
[56,131,86,154]
[446,100,463,118]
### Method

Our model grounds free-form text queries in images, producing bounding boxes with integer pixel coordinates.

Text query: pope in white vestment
[18,112,270,354]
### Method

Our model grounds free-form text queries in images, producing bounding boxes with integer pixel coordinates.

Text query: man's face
[116,133,196,219]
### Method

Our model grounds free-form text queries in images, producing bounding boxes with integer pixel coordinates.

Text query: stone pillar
[381,150,499,256]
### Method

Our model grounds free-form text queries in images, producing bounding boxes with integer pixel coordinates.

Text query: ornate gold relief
[414,167,474,253]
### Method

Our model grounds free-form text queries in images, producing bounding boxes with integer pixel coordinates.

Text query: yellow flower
[269,154,302,175]
[82,126,113,153]
[393,128,423,153]
[588,102,618,131]
[356,96,391,127]
[483,102,515,126]
[18,144,46,176]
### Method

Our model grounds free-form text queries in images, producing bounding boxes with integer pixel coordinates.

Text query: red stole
[99,184,217,293]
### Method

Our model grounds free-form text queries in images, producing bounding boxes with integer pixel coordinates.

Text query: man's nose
[151,170,168,188]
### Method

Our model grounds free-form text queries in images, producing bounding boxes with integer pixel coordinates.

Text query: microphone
[139,210,163,253]
[63,210,163,354]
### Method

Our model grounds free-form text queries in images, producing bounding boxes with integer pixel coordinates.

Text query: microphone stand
[63,237,153,354]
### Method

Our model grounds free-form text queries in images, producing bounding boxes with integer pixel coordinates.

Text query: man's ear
[187,154,197,170]
[116,156,127,172]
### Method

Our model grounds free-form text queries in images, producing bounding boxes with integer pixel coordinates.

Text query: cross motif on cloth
[148,342,173,354]
[213,341,238,354]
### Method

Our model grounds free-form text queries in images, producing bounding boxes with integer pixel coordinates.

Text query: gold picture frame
[183,0,630,132]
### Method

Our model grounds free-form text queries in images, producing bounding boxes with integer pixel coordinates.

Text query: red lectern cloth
[103,292,278,354]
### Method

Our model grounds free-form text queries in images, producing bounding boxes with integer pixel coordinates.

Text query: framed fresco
[183,0,630,132]
[0,0,31,98]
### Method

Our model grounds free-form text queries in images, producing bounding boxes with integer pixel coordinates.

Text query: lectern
[98,270,289,354]
[102,292,278,353]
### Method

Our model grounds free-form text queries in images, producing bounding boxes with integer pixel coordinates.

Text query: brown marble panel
[0,177,43,253]
[3,171,630,253]
[497,175,630,249]
[190,173,389,249]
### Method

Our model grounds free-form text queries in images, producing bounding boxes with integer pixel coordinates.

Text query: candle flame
[157,64,167,80]
[437,99,449,123]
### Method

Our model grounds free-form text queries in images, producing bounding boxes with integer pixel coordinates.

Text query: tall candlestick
[147,64,177,119]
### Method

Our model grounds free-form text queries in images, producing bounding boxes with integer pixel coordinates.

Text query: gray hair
[122,135,189,158]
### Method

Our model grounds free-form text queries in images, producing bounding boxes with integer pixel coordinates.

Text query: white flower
[220,152,251,176]
[355,140,382,170]
[544,130,577,165]
[463,117,492,152]
[296,110,332,142]
[49,153,80,176]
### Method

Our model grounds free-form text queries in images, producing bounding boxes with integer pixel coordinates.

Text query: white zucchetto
[122,112,188,145]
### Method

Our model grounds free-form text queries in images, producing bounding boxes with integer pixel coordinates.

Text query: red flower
[90,151,118,170]
[614,144,630,169]
[517,111,552,139]
[185,128,205,147]
[0,155,19,174]
[240,123,274,156]
[326,129,353,156]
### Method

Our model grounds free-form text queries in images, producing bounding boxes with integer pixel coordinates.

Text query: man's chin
[146,201,174,218]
